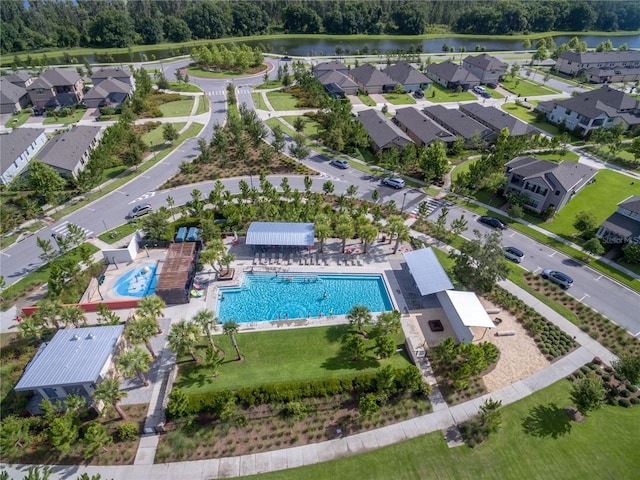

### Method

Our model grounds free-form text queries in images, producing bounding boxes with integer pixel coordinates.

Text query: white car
[127,203,152,219]
[382,177,405,189]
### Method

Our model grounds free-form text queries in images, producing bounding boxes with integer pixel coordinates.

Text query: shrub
[618,398,631,408]
[117,422,139,441]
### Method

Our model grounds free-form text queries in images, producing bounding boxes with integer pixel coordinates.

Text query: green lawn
[500,103,580,141]
[500,76,559,97]
[176,325,410,395]
[451,159,476,183]
[281,115,322,140]
[243,381,638,480]
[195,95,209,115]
[158,98,194,117]
[426,83,475,103]
[357,94,377,107]
[265,91,301,111]
[4,111,31,128]
[97,222,140,244]
[141,122,186,148]
[534,151,579,162]
[382,93,416,105]
[43,109,85,125]
[252,93,269,110]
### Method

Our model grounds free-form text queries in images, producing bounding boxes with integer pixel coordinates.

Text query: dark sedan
[479,216,507,230]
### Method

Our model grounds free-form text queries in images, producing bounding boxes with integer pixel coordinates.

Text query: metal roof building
[436,290,495,343]
[403,247,454,296]
[15,325,124,401]
[246,222,315,247]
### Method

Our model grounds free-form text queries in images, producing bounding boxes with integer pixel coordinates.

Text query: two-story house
[34,125,103,179]
[596,195,640,245]
[26,68,85,108]
[556,51,640,83]
[504,156,597,214]
[537,86,640,137]
[0,77,30,114]
[0,128,47,185]
[462,54,506,85]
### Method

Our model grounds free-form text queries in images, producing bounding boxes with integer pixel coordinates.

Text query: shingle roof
[15,325,124,391]
[403,247,454,296]
[0,77,27,104]
[600,212,640,239]
[463,54,506,72]
[40,68,81,87]
[383,61,431,86]
[425,61,480,84]
[349,64,396,88]
[357,109,411,150]
[0,128,46,173]
[246,222,315,246]
[394,107,456,145]
[5,71,32,86]
[559,50,640,65]
[316,70,358,89]
[506,156,597,191]
[27,76,53,91]
[314,60,347,73]
[90,67,133,83]
[619,195,640,215]
[554,87,640,120]
[36,126,102,173]
[423,105,493,140]
[460,103,536,135]
[84,78,132,102]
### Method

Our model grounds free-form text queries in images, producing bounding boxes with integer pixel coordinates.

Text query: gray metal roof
[246,222,315,246]
[403,247,454,296]
[394,107,457,145]
[15,325,124,391]
[37,125,102,173]
[0,128,46,173]
[423,105,493,140]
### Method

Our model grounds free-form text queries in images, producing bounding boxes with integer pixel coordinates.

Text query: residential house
[316,70,358,96]
[596,195,640,245]
[0,77,29,114]
[14,325,125,405]
[536,86,640,137]
[349,64,397,94]
[34,125,103,179]
[83,77,134,108]
[4,71,34,89]
[460,103,538,136]
[462,54,506,85]
[424,61,480,90]
[423,105,496,147]
[393,107,457,147]
[504,156,597,214]
[313,60,349,79]
[357,108,411,152]
[90,67,134,88]
[383,61,431,92]
[556,51,640,83]
[26,68,84,108]
[0,128,47,185]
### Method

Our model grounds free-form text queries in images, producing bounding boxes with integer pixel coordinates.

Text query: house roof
[349,64,396,88]
[316,70,358,89]
[246,222,315,246]
[425,61,480,84]
[314,60,347,73]
[440,290,495,329]
[619,195,640,215]
[0,77,27,104]
[36,126,102,173]
[383,61,431,86]
[357,108,411,150]
[587,66,640,78]
[403,247,454,296]
[84,78,132,102]
[90,67,133,83]
[40,68,82,87]
[460,103,537,135]
[554,87,639,120]
[558,50,640,65]
[423,105,493,140]
[463,54,506,72]
[14,325,124,391]
[27,76,54,91]
[599,212,640,239]
[394,107,457,144]
[506,156,597,192]
[0,128,46,174]
[5,70,32,86]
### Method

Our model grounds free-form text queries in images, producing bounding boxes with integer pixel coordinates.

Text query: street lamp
[401,192,408,213]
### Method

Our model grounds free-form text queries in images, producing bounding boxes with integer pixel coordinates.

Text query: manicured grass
[500,76,559,97]
[426,83,475,103]
[97,222,140,244]
[266,91,301,111]
[195,95,209,115]
[159,98,194,117]
[176,325,410,394]
[281,115,322,140]
[252,93,269,110]
[382,93,416,105]
[242,381,638,480]
[535,151,579,162]
[167,82,202,93]
[357,94,377,107]
[258,80,284,89]
[451,158,476,183]
[487,87,505,99]
[4,111,30,128]
[141,122,187,148]
[42,109,85,125]
[500,103,581,142]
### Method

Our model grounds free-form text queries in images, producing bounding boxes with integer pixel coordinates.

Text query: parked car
[281,55,292,61]
[473,85,486,94]
[127,203,152,219]
[486,82,498,89]
[541,269,574,289]
[478,215,507,230]
[414,89,424,99]
[382,177,405,189]
[503,246,524,263]
[330,159,349,169]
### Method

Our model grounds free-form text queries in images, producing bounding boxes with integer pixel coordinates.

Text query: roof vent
[87,333,95,340]
[72,334,79,341]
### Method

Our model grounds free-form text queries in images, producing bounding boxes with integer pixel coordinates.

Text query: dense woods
[1,0,639,55]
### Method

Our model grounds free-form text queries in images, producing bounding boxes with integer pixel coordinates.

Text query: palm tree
[33,299,62,329]
[59,305,86,328]
[347,305,372,336]
[360,224,379,254]
[125,316,157,359]
[118,346,153,386]
[167,320,202,363]
[314,214,332,253]
[393,223,411,254]
[192,309,220,352]
[386,215,405,245]
[223,321,242,361]
[137,295,165,334]
[93,378,128,420]
[374,310,402,336]
[335,214,355,254]
[17,316,45,342]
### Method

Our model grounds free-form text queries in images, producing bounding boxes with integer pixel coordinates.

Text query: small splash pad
[114,262,159,298]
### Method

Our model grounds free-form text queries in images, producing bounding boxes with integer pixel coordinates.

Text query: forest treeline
[1,0,639,55]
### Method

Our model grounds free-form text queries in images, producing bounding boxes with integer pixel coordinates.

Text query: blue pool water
[217,273,393,323]
[114,263,159,298]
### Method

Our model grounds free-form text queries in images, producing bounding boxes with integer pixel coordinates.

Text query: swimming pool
[113,263,159,298]
[217,273,393,323]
